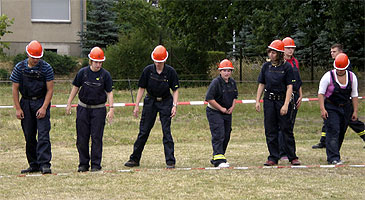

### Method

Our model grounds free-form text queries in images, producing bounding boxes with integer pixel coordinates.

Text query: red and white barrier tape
[0,96,363,109]
[0,164,364,178]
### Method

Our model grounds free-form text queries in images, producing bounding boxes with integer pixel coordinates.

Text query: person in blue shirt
[66,47,114,172]
[10,40,54,174]
[255,40,300,166]
[206,59,238,168]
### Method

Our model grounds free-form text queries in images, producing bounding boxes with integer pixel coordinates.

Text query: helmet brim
[151,51,168,63]
[88,54,106,62]
[268,46,284,52]
[333,59,350,70]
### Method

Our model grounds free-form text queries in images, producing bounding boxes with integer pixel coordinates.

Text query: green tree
[160,0,233,51]
[79,0,119,55]
[0,14,14,55]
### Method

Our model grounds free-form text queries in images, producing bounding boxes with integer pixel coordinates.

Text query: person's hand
[16,108,24,120]
[226,106,234,114]
[66,104,72,115]
[170,106,177,118]
[220,107,228,114]
[351,111,358,121]
[133,106,139,118]
[296,96,302,109]
[320,109,328,120]
[106,109,114,124]
[36,107,46,119]
[255,102,261,112]
[280,104,288,116]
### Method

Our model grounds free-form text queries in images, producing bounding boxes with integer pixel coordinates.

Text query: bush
[0,68,8,80]
[12,51,78,75]
[103,31,154,82]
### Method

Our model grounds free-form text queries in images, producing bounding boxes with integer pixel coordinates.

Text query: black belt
[147,93,171,102]
[264,92,285,101]
[325,99,351,107]
[21,95,45,100]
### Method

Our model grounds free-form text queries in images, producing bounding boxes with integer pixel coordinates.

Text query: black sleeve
[104,70,113,93]
[205,79,218,101]
[285,64,294,86]
[137,67,149,88]
[233,81,238,99]
[72,68,85,87]
[169,68,180,91]
[257,63,267,84]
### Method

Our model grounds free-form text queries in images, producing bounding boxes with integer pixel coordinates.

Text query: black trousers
[20,98,52,169]
[129,96,175,165]
[321,119,365,139]
[324,103,352,163]
[206,107,232,166]
[264,98,298,163]
[76,106,106,169]
[279,94,299,157]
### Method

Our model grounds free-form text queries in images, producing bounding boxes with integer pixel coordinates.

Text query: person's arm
[66,86,79,114]
[12,82,24,120]
[133,87,145,118]
[255,83,265,112]
[280,84,293,116]
[36,80,54,119]
[351,97,358,121]
[296,86,303,109]
[227,98,237,115]
[106,91,114,123]
[318,94,327,120]
[170,89,179,117]
[207,99,228,114]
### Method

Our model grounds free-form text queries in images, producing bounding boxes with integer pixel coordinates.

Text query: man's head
[88,47,105,71]
[282,37,296,58]
[26,40,43,67]
[330,44,343,59]
[151,45,168,63]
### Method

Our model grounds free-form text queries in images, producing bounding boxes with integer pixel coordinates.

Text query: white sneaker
[218,162,230,168]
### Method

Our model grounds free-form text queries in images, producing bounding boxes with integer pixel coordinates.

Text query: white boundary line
[0,96,363,109]
[1,164,364,179]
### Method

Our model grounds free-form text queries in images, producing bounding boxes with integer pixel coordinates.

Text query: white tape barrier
[0,164,364,179]
[0,96,363,109]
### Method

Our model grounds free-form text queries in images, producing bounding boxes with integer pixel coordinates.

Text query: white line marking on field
[320,165,336,168]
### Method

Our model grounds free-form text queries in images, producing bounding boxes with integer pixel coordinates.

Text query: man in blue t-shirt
[10,40,54,174]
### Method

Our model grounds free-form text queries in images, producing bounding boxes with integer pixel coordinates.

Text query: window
[31,0,70,22]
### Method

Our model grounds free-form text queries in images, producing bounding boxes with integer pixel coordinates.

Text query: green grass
[0,82,364,199]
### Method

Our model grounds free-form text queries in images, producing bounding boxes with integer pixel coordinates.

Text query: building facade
[0,0,86,57]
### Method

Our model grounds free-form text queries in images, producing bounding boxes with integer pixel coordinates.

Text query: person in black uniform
[312,43,365,149]
[66,47,114,172]
[206,59,238,168]
[255,40,300,166]
[318,53,359,164]
[124,45,179,169]
[278,37,303,161]
[10,40,54,174]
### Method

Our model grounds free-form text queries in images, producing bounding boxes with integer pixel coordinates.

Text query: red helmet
[333,53,350,70]
[26,40,43,58]
[218,59,234,70]
[282,37,296,48]
[268,40,285,52]
[151,45,168,62]
[88,47,105,62]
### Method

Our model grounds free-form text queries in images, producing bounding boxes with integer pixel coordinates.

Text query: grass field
[0,81,364,199]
